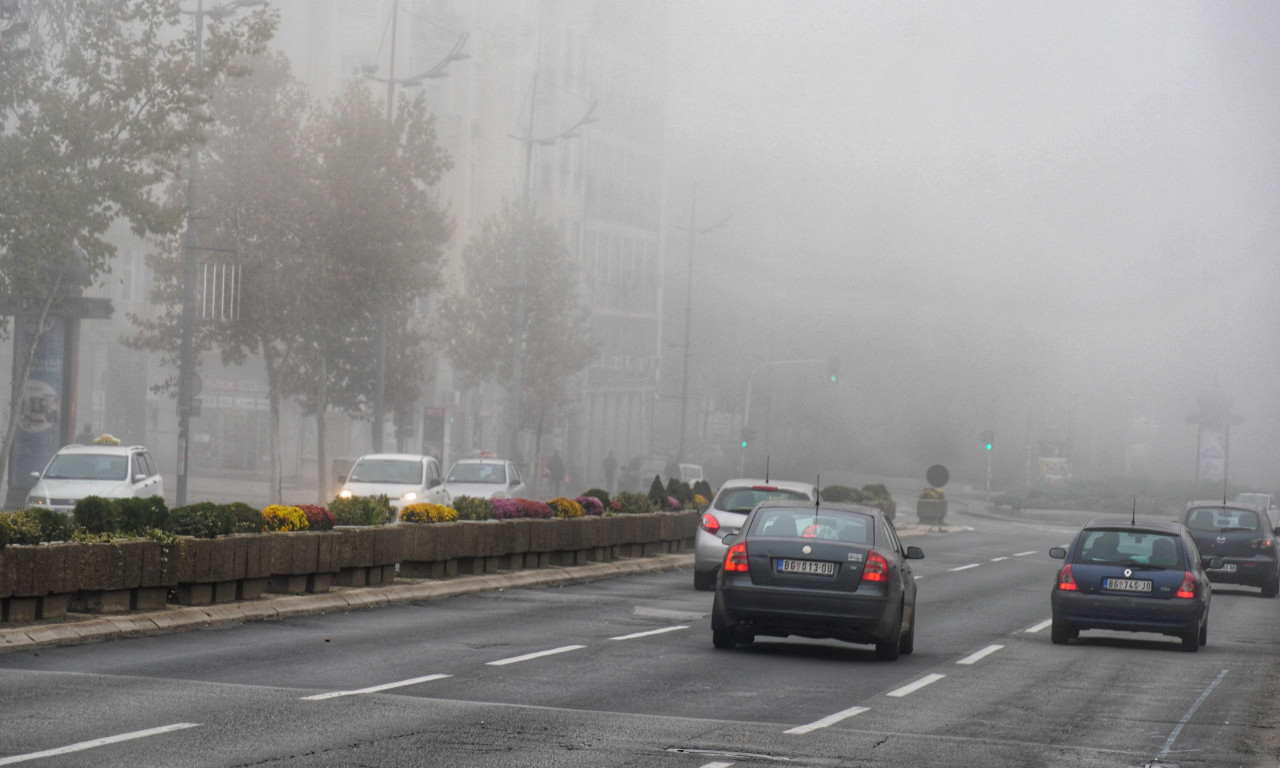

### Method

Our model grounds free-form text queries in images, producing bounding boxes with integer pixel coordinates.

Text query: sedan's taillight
[863,550,889,582]
[723,541,749,572]
[1056,564,1077,591]
[700,513,720,535]
[1176,572,1197,599]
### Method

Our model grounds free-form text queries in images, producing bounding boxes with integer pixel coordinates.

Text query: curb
[0,553,696,655]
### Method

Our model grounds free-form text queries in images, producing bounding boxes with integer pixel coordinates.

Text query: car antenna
[1131,497,1136,526]
[813,474,822,526]
[765,456,770,484]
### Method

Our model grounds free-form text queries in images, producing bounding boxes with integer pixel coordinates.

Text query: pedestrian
[602,451,617,494]
[75,422,93,444]
[548,451,566,496]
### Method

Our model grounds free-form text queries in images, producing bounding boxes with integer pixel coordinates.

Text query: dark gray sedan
[710,500,924,660]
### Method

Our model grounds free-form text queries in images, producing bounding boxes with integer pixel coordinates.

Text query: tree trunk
[314,356,329,505]
[261,339,283,505]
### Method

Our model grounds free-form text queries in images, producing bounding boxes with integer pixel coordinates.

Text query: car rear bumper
[716,581,898,643]
[1051,590,1205,634]
[1205,557,1278,587]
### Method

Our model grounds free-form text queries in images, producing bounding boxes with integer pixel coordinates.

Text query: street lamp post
[505,75,597,470]
[176,0,264,507]
[673,184,729,463]
[361,0,468,451]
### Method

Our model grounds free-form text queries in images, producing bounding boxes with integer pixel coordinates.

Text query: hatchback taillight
[1176,572,1197,599]
[723,541,749,572]
[700,513,720,535]
[863,550,889,583]
[1056,564,1077,591]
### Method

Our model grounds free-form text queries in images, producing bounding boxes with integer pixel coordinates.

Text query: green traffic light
[740,440,748,448]
[985,443,992,451]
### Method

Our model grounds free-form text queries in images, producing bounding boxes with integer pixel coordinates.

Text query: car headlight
[338,489,353,499]
[27,496,50,507]
[403,491,418,502]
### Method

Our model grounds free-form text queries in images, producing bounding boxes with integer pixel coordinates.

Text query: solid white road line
[487,645,586,666]
[1155,669,1228,761]
[887,673,945,698]
[610,625,688,641]
[784,706,871,735]
[1025,618,1052,633]
[301,673,452,701]
[949,563,982,572]
[0,723,200,765]
[956,644,1004,665]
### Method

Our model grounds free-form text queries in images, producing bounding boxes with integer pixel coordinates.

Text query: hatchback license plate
[1104,578,1153,592]
[778,559,836,576]
[1210,563,1237,573]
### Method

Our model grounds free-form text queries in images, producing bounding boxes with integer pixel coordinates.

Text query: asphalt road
[2,505,1279,767]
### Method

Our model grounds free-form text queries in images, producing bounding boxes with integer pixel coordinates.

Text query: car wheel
[898,611,915,655]
[712,627,736,649]
[1181,628,1200,652]
[1262,575,1279,598]
[1050,619,1074,645]
[1199,619,1208,646]
[875,606,904,661]
[693,569,716,592]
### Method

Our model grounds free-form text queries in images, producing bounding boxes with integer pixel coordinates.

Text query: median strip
[488,645,586,666]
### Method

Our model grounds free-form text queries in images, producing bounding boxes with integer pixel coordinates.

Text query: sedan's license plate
[1104,578,1153,592]
[777,559,836,576]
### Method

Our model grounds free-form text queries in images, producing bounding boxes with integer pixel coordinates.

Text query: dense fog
[661,1,1280,487]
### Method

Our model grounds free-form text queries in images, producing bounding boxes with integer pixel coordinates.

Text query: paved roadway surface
[2,501,1280,767]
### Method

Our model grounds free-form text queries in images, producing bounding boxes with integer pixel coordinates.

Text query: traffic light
[981,429,994,451]
[740,426,755,448]
[827,356,839,383]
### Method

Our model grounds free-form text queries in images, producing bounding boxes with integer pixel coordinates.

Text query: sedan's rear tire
[712,627,736,649]
[898,612,915,656]
[1181,629,1200,652]
[1262,574,1278,598]
[693,569,716,592]
[876,607,904,661]
[1199,619,1208,646]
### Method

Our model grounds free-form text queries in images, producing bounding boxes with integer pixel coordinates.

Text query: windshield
[447,462,506,484]
[43,453,128,481]
[715,486,809,513]
[1186,507,1260,533]
[347,459,423,485]
[1075,530,1183,568]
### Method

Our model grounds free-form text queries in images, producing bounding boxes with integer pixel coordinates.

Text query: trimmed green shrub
[821,485,856,503]
[329,494,394,526]
[451,495,494,521]
[692,479,712,500]
[0,510,45,547]
[170,501,262,538]
[19,507,75,542]
[114,496,170,534]
[616,491,654,515]
[73,496,117,534]
[647,476,666,509]
[665,477,693,506]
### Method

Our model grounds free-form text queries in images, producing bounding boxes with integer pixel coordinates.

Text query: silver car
[693,478,819,590]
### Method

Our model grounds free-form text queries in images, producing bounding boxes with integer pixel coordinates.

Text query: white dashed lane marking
[0,723,200,766]
[887,673,946,698]
[784,705,871,735]
[1025,618,1052,633]
[301,673,452,701]
[610,625,688,641]
[488,645,586,666]
[956,644,1004,665]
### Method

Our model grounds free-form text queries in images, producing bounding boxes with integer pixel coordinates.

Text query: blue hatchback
[1049,520,1216,652]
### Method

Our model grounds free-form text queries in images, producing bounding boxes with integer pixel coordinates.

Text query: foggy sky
[661,2,1280,485]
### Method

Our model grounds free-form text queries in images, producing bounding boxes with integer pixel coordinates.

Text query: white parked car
[443,458,526,500]
[337,453,449,511]
[26,443,165,513]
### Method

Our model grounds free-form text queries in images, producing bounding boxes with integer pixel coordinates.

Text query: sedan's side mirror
[1049,547,1067,559]
[133,473,147,483]
[905,545,925,560]
[29,471,39,480]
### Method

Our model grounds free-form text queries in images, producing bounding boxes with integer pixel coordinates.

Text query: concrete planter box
[917,498,948,525]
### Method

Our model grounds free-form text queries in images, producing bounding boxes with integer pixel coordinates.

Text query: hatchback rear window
[1076,530,1182,568]
[715,487,808,513]
[1186,507,1260,533]
[751,508,872,545]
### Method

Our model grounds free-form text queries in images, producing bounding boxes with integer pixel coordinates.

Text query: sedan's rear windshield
[44,453,128,481]
[1186,507,1261,533]
[349,459,423,484]
[1075,530,1183,568]
[750,508,872,545]
[715,486,809,513]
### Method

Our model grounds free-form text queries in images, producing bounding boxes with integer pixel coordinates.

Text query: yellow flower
[261,504,309,532]
[400,503,458,523]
